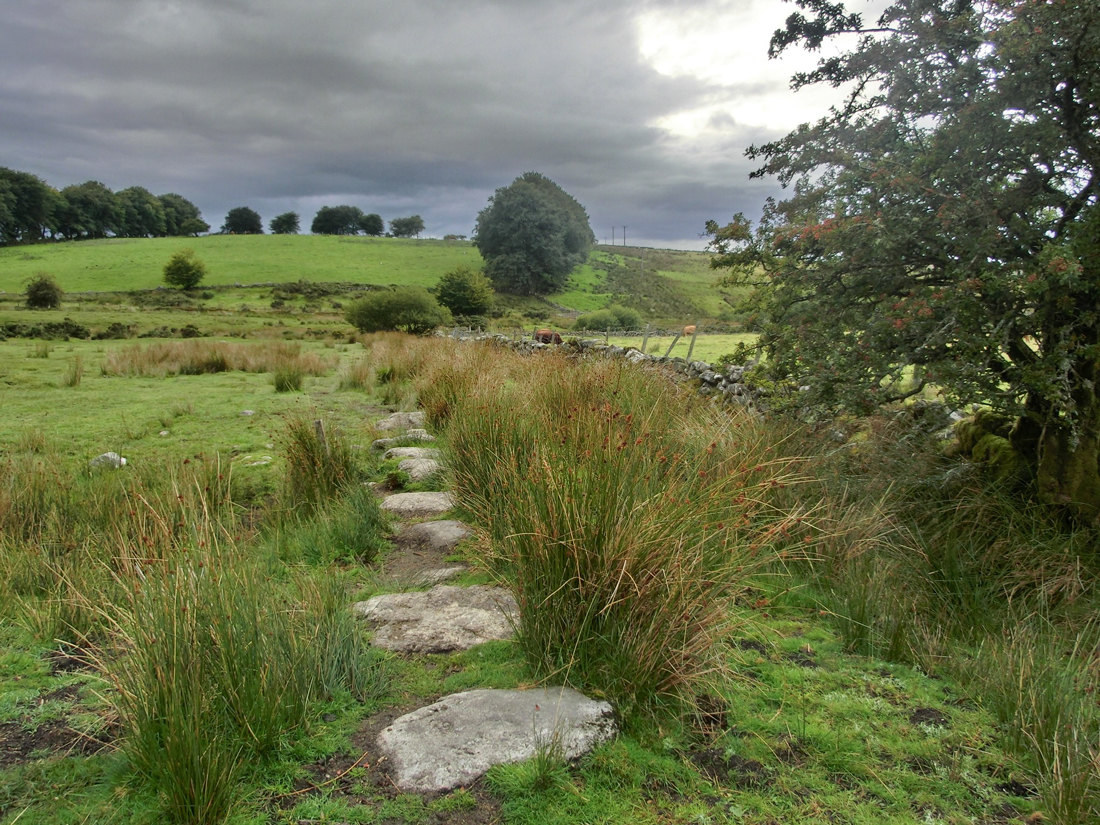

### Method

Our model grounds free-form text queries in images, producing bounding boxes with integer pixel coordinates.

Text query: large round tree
[474,173,594,295]
[708,0,1100,521]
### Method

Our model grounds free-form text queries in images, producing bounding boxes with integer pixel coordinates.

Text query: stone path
[354,409,618,793]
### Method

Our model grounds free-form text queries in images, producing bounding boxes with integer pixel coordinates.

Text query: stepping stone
[377,687,617,792]
[411,566,466,586]
[372,429,436,450]
[381,491,454,517]
[383,446,443,461]
[353,584,516,653]
[376,411,426,431]
[401,520,470,553]
[398,458,442,480]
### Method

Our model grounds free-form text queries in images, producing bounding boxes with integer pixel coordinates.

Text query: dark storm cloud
[1,0,808,244]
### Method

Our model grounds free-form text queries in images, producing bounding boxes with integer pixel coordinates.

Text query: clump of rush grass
[963,619,1100,825]
[96,550,384,825]
[337,355,375,390]
[0,447,243,641]
[62,354,83,387]
[272,361,304,392]
[101,340,336,378]
[281,415,365,513]
[422,346,803,719]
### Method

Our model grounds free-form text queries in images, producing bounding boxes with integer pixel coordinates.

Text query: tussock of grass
[101,339,336,378]
[372,339,806,718]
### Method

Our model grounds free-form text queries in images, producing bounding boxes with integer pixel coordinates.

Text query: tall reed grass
[408,342,805,717]
[98,551,384,824]
[101,340,336,378]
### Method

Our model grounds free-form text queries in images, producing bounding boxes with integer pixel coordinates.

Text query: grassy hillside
[0,237,730,324]
[0,236,483,293]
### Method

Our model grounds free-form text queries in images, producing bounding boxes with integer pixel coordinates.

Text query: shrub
[24,273,63,309]
[163,248,207,290]
[573,304,641,331]
[436,266,494,317]
[344,288,452,335]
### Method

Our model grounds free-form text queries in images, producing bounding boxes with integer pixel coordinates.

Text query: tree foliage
[163,248,207,290]
[312,205,366,235]
[359,212,384,236]
[435,265,494,317]
[344,288,452,335]
[24,273,64,309]
[574,305,641,332]
[708,0,1100,521]
[475,172,594,295]
[222,206,263,235]
[389,215,425,238]
[159,193,204,237]
[270,212,300,235]
[57,181,119,239]
[0,168,59,243]
[117,186,167,238]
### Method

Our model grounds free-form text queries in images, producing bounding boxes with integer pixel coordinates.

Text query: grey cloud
[2,0,821,244]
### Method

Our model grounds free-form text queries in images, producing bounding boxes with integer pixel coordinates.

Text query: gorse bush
[435,265,494,317]
[24,272,64,308]
[573,304,641,332]
[344,287,452,335]
[162,248,207,289]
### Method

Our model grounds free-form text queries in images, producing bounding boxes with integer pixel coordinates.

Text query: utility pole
[612,227,615,245]
[622,226,627,246]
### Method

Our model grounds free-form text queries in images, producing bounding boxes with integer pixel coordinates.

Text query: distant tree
[163,248,207,289]
[0,168,60,244]
[474,173,594,295]
[179,217,210,236]
[270,212,300,234]
[345,287,452,335]
[222,206,263,234]
[359,212,384,236]
[117,186,167,237]
[436,265,494,317]
[24,273,63,308]
[57,181,119,239]
[311,205,365,235]
[158,193,204,237]
[389,215,425,238]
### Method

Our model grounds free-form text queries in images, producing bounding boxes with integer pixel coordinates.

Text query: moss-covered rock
[972,434,1027,485]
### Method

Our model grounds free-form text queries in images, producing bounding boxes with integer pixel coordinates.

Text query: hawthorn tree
[436,265,494,317]
[270,211,300,234]
[389,215,425,238]
[222,206,263,234]
[707,0,1100,521]
[312,205,364,235]
[474,173,594,295]
[163,248,207,289]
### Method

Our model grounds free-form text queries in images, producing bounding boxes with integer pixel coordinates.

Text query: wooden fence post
[641,324,650,354]
[685,322,701,362]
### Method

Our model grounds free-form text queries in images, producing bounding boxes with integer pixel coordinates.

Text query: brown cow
[682,325,697,336]
[534,329,563,345]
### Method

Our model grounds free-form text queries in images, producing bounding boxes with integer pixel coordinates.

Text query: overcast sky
[2,0,883,249]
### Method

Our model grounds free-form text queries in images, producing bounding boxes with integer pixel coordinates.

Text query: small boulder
[383,447,443,461]
[398,458,442,481]
[353,584,516,653]
[376,411,426,431]
[89,452,127,470]
[377,687,617,792]
[381,491,455,517]
[401,520,470,553]
[372,429,436,450]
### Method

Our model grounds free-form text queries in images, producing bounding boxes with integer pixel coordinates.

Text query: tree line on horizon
[0,167,428,245]
[0,168,210,244]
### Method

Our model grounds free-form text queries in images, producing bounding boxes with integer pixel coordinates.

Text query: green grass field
[0,236,483,293]
[0,237,732,324]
